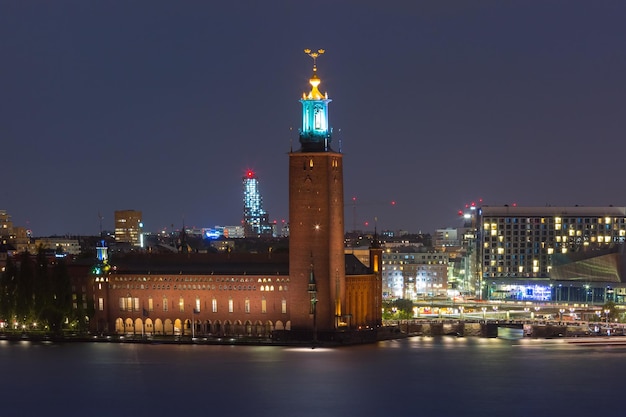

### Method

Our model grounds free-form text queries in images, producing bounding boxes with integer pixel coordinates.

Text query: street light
[481,307,487,320]
[559,308,565,323]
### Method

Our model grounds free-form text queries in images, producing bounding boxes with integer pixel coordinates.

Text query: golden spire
[304,48,325,67]
[303,48,326,100]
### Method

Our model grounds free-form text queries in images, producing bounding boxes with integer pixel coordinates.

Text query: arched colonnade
[114,317,291,337]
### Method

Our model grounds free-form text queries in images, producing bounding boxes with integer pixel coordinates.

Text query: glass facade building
[242,170,272,237]
[478,206,626,303]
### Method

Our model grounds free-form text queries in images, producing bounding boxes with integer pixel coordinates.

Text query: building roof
[480,206,626,217]
[102,252,371,277]
[109,253,289,276]
[345,254,371,275]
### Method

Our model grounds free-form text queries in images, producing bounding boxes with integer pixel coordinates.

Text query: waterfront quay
[2,318,622,346]
[392,298,626,339]
[391,318,625,339]
[0,325,403,347]
[2,301,622,345]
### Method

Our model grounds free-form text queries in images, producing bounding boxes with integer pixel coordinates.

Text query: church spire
[299,48,332,152]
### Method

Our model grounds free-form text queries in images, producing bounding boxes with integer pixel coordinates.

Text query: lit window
[281,299,287,314]
[261,298,267,314]
[212,298,217,313]
[179,297,184,312]
[245,299,250,313]
[163,297,168,312]
[228,298,234,313]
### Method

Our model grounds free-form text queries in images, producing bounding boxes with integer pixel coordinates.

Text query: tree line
[0,250,92,334]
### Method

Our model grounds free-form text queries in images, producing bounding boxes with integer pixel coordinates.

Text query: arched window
[314,106,322,130]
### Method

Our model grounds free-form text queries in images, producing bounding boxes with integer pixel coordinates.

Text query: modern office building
[478,205,626,303]
[114,210,143,247]
[34,238,81,256]
[434,228,461,249]
[382,251,449,299]
[202,225,246,240]
[0,210,33,253]
[242,170,272,238]
[0,210,14,244]
[443,204,481,298]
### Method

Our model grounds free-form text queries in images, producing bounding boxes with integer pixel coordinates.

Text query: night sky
[2,1,625,236]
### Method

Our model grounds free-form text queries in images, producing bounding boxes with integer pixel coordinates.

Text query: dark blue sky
[2,1,625,236]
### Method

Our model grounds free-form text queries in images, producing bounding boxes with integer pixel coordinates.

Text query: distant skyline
[2,1,625,236]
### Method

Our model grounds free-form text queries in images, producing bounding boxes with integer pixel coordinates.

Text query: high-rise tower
[289,49,346,332]
[114,210,143,247]
[242,169,272,238]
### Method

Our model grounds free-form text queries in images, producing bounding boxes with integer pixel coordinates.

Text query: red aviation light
[246,170,255,178]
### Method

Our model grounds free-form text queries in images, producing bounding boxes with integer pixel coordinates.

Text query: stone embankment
[393,320,625,339]
[3,322,623,345]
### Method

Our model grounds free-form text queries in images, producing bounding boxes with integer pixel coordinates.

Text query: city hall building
[89,52,382,340]
[478,205,626,303]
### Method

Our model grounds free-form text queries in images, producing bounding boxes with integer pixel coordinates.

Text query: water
[1,337,623,417]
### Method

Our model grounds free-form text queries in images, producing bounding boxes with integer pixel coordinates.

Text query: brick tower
[289,49,346,332]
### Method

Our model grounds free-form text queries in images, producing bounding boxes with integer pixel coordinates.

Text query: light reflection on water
[1,337,624,417]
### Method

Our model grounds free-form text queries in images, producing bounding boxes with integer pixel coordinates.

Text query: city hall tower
[289,49,346,332]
